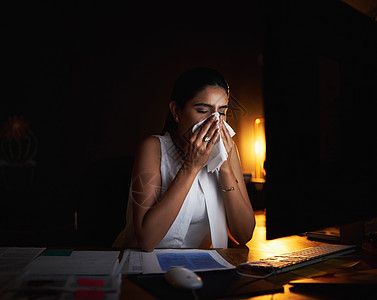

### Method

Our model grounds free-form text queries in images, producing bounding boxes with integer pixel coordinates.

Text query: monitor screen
[262,1,377,240]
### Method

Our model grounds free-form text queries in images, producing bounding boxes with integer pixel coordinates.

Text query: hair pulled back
[162,67,229,135]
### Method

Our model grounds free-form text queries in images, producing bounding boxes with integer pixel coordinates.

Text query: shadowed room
[1,2,265,247]
[1,1,377,248]
[2,2,377,300]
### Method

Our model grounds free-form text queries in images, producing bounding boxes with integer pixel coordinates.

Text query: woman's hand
[219,119,235,171]
[183,115,220,172]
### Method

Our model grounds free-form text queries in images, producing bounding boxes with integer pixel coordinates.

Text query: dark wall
[0,3,263,246]
[2,3,263,178]
[263,0,377,239]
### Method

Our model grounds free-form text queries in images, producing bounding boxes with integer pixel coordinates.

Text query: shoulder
[133,136,161,170]
[138,135,161,151]
[136,136,161,159]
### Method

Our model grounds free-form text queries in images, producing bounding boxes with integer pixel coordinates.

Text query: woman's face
[176,85,229,136]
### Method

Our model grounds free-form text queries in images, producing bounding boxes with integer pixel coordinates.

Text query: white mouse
[165,267,203,290]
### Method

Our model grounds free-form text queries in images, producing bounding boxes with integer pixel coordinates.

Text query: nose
[213,111,225,121]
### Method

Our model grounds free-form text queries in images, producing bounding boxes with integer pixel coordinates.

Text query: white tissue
[192,112,236,172]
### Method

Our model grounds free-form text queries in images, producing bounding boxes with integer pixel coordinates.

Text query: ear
[169,101,181,122]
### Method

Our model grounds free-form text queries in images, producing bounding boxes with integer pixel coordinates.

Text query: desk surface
[122,211,377,300]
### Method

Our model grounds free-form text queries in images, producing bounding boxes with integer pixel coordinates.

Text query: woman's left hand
[219,120,234,170]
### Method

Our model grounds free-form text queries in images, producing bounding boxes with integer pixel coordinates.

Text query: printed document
[141,249,235,274]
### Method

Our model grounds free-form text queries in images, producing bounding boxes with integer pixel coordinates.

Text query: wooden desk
[2,211,375,299]
[121,211,377,299]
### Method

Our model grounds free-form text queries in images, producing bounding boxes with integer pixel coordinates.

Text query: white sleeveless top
[113,133,228,249]
[181,189,210,248]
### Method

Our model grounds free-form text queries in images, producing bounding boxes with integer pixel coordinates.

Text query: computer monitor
[262,1,377,240]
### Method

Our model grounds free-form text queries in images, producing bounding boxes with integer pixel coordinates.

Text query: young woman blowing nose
[113,67,255,251]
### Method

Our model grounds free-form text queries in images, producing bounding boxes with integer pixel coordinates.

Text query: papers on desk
[0,248,125,300]
[0,247,46,292]
[26,250,121,276]
[121,249,235,274]
[0,247,45,276]
[5,273,122,299]
[1,248,235,298]
[121,249,142,274]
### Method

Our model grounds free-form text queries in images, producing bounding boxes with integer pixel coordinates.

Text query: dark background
[0,2,262,183]
[0,2,264,246]
[1,1,376,246]
[262,2,377,239]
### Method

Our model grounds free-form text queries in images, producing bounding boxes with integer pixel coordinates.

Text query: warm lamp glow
[254,118,266,182]
[255,141,260,154]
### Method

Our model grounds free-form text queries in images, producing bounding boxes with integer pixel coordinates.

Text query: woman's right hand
[182,115,220,172]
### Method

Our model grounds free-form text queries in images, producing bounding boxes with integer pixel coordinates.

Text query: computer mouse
[165,267,203,290]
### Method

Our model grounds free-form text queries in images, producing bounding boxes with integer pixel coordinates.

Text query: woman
[113,67,255,251]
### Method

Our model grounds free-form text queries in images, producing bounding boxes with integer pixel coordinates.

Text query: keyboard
[237,244,356,275]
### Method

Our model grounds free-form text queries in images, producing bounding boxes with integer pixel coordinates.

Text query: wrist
[181,161,201,176]
[219,161,232,173]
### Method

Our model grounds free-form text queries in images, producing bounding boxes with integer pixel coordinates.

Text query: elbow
[230,229,253,246]
[134,222,158,252]
[239,231,254,245]
[139,243,155,253]
[233,217,256,245]
[247,215,256,242]
[136,234,158,252]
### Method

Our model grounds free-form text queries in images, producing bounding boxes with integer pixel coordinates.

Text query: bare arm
[132,116,220,252]
[219,123,255,244]
[131,137,197,252]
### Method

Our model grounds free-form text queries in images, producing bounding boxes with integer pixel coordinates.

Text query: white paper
[141,249,235,274]
[0,247,45,271]
[113,249,129,275]
[25,251,120,276]
[120,250,143,274]
[0,247,46,291]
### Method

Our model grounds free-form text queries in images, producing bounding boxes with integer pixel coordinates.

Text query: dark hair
[162,67,229,135]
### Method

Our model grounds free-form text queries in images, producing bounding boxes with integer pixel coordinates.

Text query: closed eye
[196,110,226,116]
[197,110,209,114]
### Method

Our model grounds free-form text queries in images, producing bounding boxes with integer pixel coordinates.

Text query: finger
[189,125,200,143]
[188,117,209,143]
[220,123,233,152]
[221,121,232,141]
[196,115,217,142]
[204,119,220,142]
[205,129,220,150]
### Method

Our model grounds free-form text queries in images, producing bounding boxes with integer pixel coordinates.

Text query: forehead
[189,86,228,106]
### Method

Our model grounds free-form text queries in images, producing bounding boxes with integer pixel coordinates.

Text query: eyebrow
[193,103,229,109]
